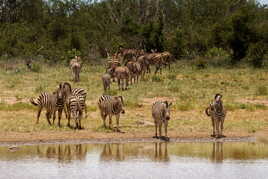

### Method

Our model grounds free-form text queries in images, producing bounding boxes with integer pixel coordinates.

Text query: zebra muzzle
[121,109,125,114]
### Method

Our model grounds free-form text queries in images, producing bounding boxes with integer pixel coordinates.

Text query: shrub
[31,63,41,73]
[256,86,268,96]
[247,42,267,68]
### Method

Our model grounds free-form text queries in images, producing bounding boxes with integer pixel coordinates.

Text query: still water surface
[0,142,267,179]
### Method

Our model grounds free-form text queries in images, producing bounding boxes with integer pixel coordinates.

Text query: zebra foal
[98,95,125,131]
[70,56,81,82]
[205,94,226,138]
[152,101,172,141]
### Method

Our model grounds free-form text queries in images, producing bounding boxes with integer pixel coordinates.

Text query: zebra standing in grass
[98,95,125,131]
[30,89,64,126]
[205,94,226,138]
[152,101,172,140]
[60,82,88,118]
[66,94,85,129]
[102,73,111,92]
[59,82,86,128]
[70,56,81,82]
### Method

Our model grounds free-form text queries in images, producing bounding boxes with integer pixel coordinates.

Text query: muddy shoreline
[0,136,256,147]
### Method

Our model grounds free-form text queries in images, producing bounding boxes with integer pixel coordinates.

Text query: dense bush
[0,0,267,65]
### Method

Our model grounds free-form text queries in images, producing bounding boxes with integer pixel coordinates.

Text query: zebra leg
[46,111,52,126]
[115,114,120,132]
[118,79,121,90]
[52,110,56,125]
[220,118,226,137]
[101,112,107,128]
[211,117,216,137]
[215,119,220,138]
[108,115,112,129]
[84,103,88,118]
[67,106,71,127]
[78,114,82,129]
[159,122,162,138]
[58,108,63,127]
[63,106,68,119]
[153,120,158,139]
[165,121,168,138]
[36,107,43,124]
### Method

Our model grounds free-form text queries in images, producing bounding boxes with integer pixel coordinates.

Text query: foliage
[0,0,267,64]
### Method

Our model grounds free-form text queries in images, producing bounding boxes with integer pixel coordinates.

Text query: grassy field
[0,59,268,142]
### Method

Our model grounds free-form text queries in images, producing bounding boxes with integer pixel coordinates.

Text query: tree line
[0,0,267,67]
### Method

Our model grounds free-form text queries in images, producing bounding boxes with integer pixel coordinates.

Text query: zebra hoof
[153,136,159,139]
[211,134,216,137]
[220,135,226,138]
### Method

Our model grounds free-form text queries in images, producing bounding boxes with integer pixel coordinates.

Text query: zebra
[66,94,85,129]
[98,95,125,131]
[60,82,88,119]
[110,66,130,90]
[102,73,111,92]
[126,61,141,84]
[205,94,226,138]
[70,56,81,82]
[152,101,172,141]
[30,89,64,126]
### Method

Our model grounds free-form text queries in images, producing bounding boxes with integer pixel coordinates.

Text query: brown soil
[0,130,256,146]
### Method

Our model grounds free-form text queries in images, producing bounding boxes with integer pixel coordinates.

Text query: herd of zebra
[30,48,226,140]
[102,48,175,91]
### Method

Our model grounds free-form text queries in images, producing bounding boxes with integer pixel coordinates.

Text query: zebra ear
[118,96,124,105]
[169,102,172,107]
[163,101,168,107]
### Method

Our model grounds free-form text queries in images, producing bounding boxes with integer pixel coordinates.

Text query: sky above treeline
[259,0,268,4]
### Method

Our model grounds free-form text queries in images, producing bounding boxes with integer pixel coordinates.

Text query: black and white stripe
[60,82,88,118]
[66,94,85,129]
[205,94,226,138]
[152,100,172,139]
[98,95,125,130]
[30,92,58,125]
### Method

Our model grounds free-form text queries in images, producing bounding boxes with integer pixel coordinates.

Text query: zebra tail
[205,107,211,116]
[30,98,38,106]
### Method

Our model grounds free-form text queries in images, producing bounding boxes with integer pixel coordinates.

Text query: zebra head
[115,96,125,114]
[163,101,172,120]
[215,93,222,103]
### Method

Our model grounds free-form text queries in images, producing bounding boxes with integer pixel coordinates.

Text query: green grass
[0,60,268,135]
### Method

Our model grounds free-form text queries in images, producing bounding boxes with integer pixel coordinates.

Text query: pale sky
[259,0,268,4]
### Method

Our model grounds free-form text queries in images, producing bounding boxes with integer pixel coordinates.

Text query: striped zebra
[30,89,64,126]
[205,94,226,138]
[66,94,85,129]
[60,82,88,119]
[98,95,125,131]
[152,101,172,140]
[70,56,81,82]
[102,73,111,91]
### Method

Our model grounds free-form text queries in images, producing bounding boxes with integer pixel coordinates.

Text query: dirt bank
[0,131,256,146]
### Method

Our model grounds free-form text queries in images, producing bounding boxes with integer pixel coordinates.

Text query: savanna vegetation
[0,0,268,142]
[0,0,267,67]
[0,61,268,142]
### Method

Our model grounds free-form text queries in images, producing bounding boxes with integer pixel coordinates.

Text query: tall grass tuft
[256,86,268,96]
